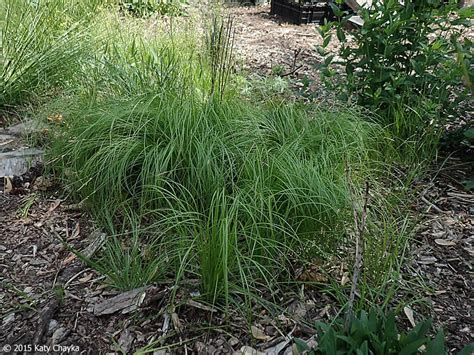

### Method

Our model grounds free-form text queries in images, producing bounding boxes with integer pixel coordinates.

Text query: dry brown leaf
[62,253,76,266]
[186,299,216,312]
[341,272,350,286]
[4,177,13,193]
[171,312,182,333]
[70,222,80,240]
[48,199,62,212]
[251,325,269,341]
[434,239,456,246]
[47,114,63,123]
[79,273,93,283]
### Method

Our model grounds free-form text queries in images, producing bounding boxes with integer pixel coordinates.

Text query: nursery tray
[270,0,331,24]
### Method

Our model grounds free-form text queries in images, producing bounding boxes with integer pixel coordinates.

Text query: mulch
[409,151,473,352]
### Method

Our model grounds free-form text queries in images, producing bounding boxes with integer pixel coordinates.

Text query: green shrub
[295,309,447,355]
[318,0,472,136]
[120,0,183,17]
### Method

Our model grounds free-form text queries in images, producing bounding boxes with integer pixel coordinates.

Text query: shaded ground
[410,154,474,352]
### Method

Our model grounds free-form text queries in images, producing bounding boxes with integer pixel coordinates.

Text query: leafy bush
[295,309,447,355]
[120,0,183,17]
[318,0,472,135]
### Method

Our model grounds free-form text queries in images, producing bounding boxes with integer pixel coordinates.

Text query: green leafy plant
[317,0,472,135]
[295,309,446,354]
[120,0,183,17]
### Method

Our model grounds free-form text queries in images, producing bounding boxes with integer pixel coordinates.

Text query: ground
[1,5,473,354]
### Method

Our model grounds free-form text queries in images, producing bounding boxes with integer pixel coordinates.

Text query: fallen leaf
[48,199,62,212]
[404,306,416,328]
[251,325,269,341]
[4,177,13,193]
[239,346,265,355]
[70,222,80,240]
[171,312,182,333]
[162,312,170,334]
[341,272,350,286]
[434,239,456,246]
[47,114,63,123]
[186,299,216,312]
[79,273,93,283]
[264,339,290,355]
[61,253,76,266]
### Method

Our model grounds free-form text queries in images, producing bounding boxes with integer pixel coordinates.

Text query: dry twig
[345,180,370,331]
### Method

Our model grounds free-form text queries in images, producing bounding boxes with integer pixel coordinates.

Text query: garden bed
[1,1,473,353]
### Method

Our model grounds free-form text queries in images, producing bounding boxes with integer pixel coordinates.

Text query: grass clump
[0,0,91,109]
[50,87,391,304]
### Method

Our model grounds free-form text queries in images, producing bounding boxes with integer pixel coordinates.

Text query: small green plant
[72,227,168,291]
[295,309,446,355]
[271,64,285,76]
[17,193,37,218]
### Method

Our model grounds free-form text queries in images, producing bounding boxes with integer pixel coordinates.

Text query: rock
[6,120,43,136]
[0,148,43,177]
[52,327,68,344]
[228,337,239,347]
[47,319,59,335]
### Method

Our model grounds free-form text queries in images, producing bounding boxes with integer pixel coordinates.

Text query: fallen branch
[281,65,303,77]
[421,196,443,214]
